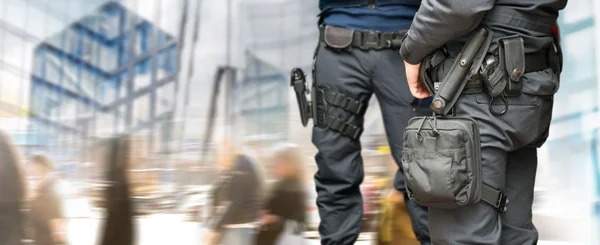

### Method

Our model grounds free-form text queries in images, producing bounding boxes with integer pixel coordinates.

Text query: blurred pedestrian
[98,136,135,245]
[256,143,306,245]
[29,154,65,245]
[0,130,26,245]
[204,135,262,245]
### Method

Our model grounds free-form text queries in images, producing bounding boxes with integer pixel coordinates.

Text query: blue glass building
[28,1,178,161]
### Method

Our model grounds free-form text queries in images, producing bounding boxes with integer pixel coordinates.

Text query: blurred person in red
[97,136,135,245]
[0,130,26,245]
[204,134,262,245]
[256,143,307,245]
[28,154,66,245]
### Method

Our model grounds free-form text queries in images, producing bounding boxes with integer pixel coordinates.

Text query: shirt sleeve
[208,172,249,230]
[400,0,496,64]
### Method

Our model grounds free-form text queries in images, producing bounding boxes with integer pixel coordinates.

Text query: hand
[404,61,431,99]
[203,230,218,245]
[260,214,280,226]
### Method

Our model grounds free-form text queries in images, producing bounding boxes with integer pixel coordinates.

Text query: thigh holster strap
[324,115,363,140]
[321,90,367,116]
[482,185,509,212]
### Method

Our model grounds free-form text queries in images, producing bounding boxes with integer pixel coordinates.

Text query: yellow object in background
[378,189,419,245]
[377,145,391,155]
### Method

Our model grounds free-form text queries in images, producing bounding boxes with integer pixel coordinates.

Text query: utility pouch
[501,37,525,97]
[402,116,482,209]
[403,116,508,211]
[322,25,354,50]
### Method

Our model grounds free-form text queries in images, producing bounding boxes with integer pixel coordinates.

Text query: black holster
[290,68,314,127]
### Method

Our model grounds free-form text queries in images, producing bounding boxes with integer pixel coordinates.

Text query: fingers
[409,80,431,99]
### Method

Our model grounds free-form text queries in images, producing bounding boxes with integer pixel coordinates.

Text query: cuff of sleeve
[400,33,431,65]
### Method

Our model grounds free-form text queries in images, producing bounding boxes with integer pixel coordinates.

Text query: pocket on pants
[475,68,558,148]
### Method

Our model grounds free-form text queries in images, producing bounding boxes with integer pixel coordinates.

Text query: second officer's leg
[428,69,556,244]
[312,43,375,245]
[501,147,539,244]
[371,49,431,245]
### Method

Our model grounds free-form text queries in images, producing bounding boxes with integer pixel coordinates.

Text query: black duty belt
[319,26,406,50]
[464,50,549,93]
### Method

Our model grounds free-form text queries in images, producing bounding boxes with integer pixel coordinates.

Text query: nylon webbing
[321,90,366,115]
[481,184,509,212]
[324,115,363,140]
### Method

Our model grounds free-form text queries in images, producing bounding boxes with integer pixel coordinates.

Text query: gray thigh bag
[402,116,482,209]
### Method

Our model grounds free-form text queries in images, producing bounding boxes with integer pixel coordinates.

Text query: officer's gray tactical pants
[429,68,558,245]
[312,44,430,245]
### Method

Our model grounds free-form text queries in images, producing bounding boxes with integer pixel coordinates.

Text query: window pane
[156,82,174,115]
[133,94,150,125]
[96,111,115,136]
[156,45,176,80]
[0,69,21,106]
[4,0,27,29]
[134,59,152,91]
[1,30,25,68]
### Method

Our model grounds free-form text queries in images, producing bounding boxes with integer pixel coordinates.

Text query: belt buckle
[363,31,381,50]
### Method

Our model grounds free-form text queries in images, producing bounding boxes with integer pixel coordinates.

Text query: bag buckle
[496,192,509,212]
[362,31,381,49]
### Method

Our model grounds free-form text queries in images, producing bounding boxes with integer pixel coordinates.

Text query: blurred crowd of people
[0,128,424,245]
[0,130,136,245]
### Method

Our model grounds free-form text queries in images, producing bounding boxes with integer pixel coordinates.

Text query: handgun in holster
[290,68,316,127]
[425,28,492,115]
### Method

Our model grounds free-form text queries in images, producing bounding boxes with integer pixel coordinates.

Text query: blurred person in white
[256,143,307,245]
[203,128,263,245]
[0,130,26,245]
[28,154,66,245]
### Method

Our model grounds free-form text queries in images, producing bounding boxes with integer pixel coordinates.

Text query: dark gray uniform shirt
[400,0,568,64]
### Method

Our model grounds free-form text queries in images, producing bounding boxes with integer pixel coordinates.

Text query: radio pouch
[403,116,507,211]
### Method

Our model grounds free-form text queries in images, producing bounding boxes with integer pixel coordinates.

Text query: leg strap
[319,89,367,116]
[324,115,363,140]
[482,184,509,212]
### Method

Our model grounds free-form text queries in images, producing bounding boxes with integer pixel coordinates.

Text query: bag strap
[482,184,509,212]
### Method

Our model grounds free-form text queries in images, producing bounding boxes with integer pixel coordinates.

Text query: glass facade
[233,52,289,140]
[28,1,178,162]
[0,0,117,152]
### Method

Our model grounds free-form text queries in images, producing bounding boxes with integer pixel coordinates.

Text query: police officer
[400,0,566,244]
[311,1,430,244]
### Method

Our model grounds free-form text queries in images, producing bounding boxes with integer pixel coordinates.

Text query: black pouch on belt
[322,25,354,50]
[479,37,525,98]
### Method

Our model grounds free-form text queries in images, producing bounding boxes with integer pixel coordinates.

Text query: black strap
[319,26,405,50]
[324,115,363,140]
[464,49,551,93]
[481,184,509,212]
[321,90,367,115]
